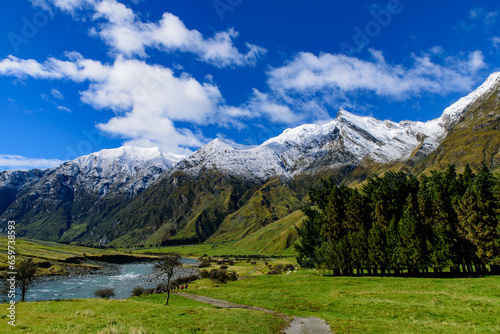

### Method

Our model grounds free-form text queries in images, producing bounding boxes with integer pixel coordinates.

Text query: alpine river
[23,258,198,302]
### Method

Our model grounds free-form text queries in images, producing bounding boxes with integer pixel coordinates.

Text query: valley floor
[3,271,499,333]
[2,240,499,333]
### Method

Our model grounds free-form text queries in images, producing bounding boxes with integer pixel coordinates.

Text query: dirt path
[175,292,331,334]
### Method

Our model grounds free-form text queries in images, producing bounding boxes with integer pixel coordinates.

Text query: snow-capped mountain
[1,72,499,247]
[69,146,184,196]
[176,72,500,181]
[0,146,183,200]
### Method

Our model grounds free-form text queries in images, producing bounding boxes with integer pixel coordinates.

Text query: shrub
[266,269,280,275]
[198,260,211,268]
[250,261,256,265]
[274,264,284,273]
[94,288,115,299]
[220,265,228,270]
[284,264,295,271]
[131,286,145,297]
[205,269,238,283]
[171,274,200,287]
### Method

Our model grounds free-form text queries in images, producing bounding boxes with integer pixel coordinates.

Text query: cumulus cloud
[253,49,488,123]
[0,154,65,170]
[0,53,109,81]
[267,49,486,100]
[0,54,249,153]
[32,0,266,67]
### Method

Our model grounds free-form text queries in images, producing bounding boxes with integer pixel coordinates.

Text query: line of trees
[295,164,500,276]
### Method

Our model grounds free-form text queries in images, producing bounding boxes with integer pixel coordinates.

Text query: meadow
[2,294,286,333]
[2,240,499,333]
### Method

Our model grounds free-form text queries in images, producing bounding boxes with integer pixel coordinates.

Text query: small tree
[153,253,181,305]
[16,259,38,302]
[94,288,115,299]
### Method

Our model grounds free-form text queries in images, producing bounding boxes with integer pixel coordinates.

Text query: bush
[94,288,115,299]
[250,261,256,265]
[203,269,238,283]
[200,269,210,279]
[266,269,280,275]
[198,260,211,268]
[284,264,295,271]
[274,264,284,273]
[220,265,228,270]
[171,274,200,287]
[131,286,145,297]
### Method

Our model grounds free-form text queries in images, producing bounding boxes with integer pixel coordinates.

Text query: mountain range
[1,72,499,250]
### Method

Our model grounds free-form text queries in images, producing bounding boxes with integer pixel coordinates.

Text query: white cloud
[51,88,64,99]
[0,53,110,81]
[492,37,500,50]
[33,0,266,67]
[57,105,71,112]
[267,49,486,101]
[469,7,498,26]
[248,89,301,124]
[0,155,65,170]
[0,54,251,154]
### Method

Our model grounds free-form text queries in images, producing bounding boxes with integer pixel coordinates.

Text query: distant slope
[234,210,305,254]
[207,178,302,243]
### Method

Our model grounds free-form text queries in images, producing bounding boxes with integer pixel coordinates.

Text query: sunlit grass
[187,273,500,333]
[2,294,286,333]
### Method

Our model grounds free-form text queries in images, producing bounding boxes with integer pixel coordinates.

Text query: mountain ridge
[1,72,499,248]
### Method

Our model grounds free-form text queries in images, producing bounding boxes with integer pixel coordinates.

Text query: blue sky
[1,0,499,170]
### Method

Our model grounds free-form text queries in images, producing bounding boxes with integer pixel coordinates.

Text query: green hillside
[234,209,306,254]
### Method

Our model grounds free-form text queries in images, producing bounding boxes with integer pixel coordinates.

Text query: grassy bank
[0,236,153,276]
[2,294,286,333]
[187,273,500,333]
[127,241,296,258]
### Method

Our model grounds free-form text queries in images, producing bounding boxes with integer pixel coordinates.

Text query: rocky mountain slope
[0,146,182,243]
[1,72,499,247]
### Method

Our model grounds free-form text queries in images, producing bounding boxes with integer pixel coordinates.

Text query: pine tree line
[295,164,500,276]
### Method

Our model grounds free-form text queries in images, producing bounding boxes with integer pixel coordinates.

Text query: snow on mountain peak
[440,72,500,127]
[177,73,499,179]
[57,146,184,196]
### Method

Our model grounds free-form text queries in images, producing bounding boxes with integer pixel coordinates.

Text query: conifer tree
[395,194,428,274]
[456,164,499,266]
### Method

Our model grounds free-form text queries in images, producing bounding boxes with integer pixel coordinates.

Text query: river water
[24,258,197,302]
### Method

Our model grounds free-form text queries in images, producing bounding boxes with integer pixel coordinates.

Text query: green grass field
[127,241,296,258]
[188,273,500,333]
[0,236,154,276]
[2,238,499,333]
[2,294,286,333]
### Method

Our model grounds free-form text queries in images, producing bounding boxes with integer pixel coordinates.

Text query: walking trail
[175,292,332,334]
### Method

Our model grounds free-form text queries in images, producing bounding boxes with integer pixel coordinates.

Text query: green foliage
[456,163,500,266]
[296,165,500,274]
[154,253,182,305]
[131,286,145,297]
[16,258,39,302]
